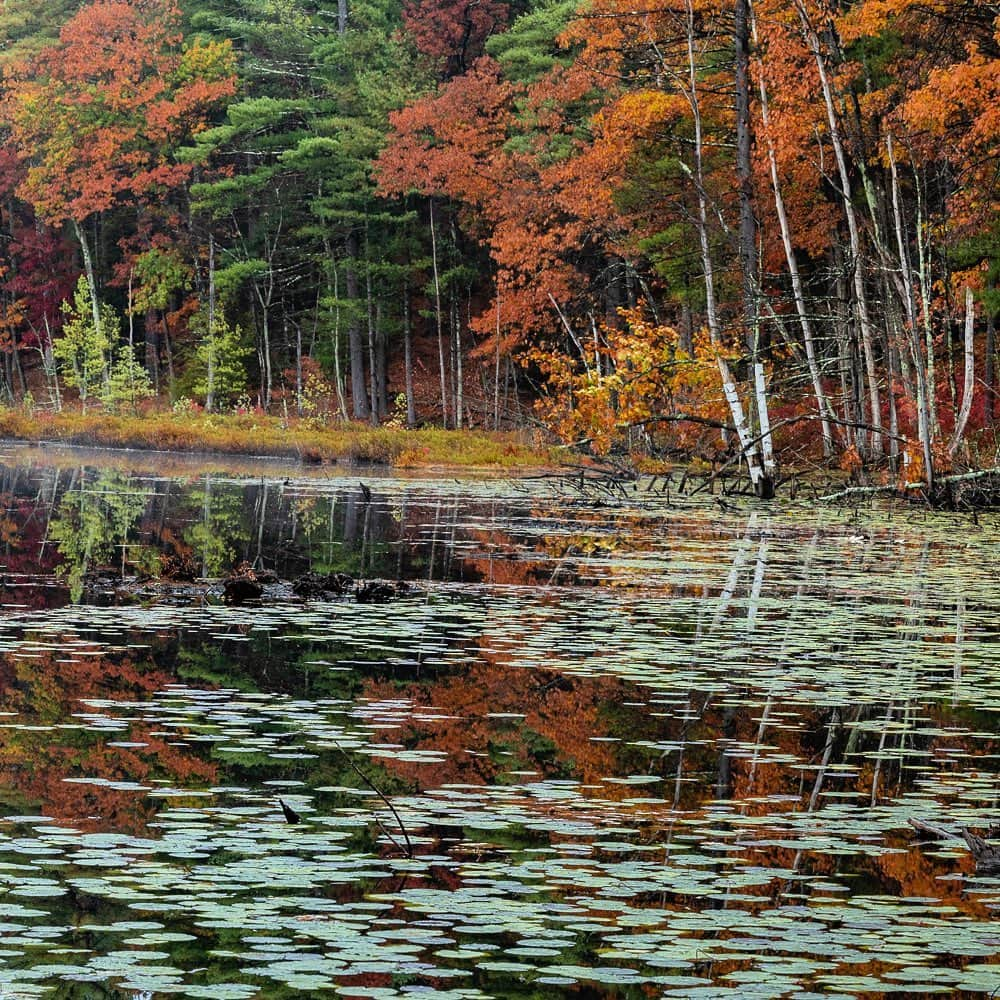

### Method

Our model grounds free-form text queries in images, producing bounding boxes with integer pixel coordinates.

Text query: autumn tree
[5,0,235,375]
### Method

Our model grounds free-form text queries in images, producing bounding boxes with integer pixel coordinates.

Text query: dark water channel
[0,442,997,998]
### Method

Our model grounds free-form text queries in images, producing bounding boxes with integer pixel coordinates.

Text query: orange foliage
[5,0,236,226]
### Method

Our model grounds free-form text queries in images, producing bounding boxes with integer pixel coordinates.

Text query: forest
[0,0,996,493]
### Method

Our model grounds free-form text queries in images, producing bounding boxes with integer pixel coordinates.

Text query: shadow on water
[0,446,996,996]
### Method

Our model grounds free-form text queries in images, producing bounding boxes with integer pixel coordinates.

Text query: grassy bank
[0,408,556,469]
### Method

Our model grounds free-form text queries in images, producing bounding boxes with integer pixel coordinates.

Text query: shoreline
[0,408,557,471]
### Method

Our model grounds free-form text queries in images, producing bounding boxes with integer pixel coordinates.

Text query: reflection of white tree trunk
[808,708,840,813]
[871,698,896,806]
[712,513,757,629]
[201,474,212,578]
[254,482,267,569]
[952,594,965,707]
[746,692,772,795]
[746,533,769,633]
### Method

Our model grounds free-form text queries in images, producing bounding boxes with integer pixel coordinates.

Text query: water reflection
[0,449,996,996]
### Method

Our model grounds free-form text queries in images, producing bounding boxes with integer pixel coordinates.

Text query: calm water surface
[0,443,997,998]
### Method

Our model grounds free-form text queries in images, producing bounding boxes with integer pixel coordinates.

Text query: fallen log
[821,467,1000,509]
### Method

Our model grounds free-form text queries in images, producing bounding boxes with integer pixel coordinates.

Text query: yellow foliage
[529,308,729,454]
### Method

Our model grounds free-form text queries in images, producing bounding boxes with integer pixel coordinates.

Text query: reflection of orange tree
[699,700,999,919]
[0,645,215,832]
[361,657,647,789]
[0,493,66,609]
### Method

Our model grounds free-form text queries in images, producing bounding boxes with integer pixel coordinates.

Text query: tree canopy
[0,0,996,483]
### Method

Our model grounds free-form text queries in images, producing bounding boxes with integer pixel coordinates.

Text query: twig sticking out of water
[277,798,301,824]
[332,740,414,859]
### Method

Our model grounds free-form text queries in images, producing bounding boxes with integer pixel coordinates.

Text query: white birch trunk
[755,57,834,454]
[684,0,763,487]
[795,1,883,457]
[948,287,975,456]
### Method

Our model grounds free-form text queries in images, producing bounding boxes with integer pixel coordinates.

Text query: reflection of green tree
[293,495,401,577]
[176,634,366,701]
[183,475,250,577]
[48,471,158,602]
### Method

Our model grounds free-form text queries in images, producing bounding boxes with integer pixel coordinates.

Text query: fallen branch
[820,467,1000,503]
[908,817,956,840]
[623,412,734,432]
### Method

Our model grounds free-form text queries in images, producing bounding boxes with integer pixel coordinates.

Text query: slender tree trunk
[734,0,757,349]
[685,1,721,348]
[735,0,774,497]
[294,315,303,416]
[376,298,387,418]
[144,308,159,395]
[884,313,900,473]
[41,317,61,411]
[494,289,502,430]
[454,293,464,429]
[754,19,834,455]
[887,133,933,485]
[257,282,273,409]
[796,1,883,459]
[326,250,348,420]
[206,233,216,412]
[429,199,448,427]
[345,231,368,420]
[832,248,856,450]
[948,287,975,456]
[366,268,378,426]
[12,336,25,400]
[162,311,176,399]
[403,279,416,426]
[986,308,996,426]
[72,218,102,345]
[914,167,939,437]
[682,0,765,490]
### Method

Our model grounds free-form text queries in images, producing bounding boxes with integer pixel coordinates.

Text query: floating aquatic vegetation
[0,457,995,994]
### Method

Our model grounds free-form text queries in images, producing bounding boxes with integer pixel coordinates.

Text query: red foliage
[8,224,78,345]
[402,0,516,77]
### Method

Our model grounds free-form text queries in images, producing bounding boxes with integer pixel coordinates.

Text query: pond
[0,441,997,999]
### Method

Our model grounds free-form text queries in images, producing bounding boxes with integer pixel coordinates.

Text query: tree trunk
[72,218,102,345]
[682,0,766,492]
[294,314,303,417]
[376,297,388,419]
[366,267,378,426]
[986,308,995,426]
[326,249,348,420]
[494,289,502,429]
[948,287,975,455]
[403,279,416,425]
[345,231,368,420]
[206,233,216,412]
[735,0,774,497]
[453,293,464,429]
[429,198,448,427]
[754,17,834,455]
[796,1,883,458]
